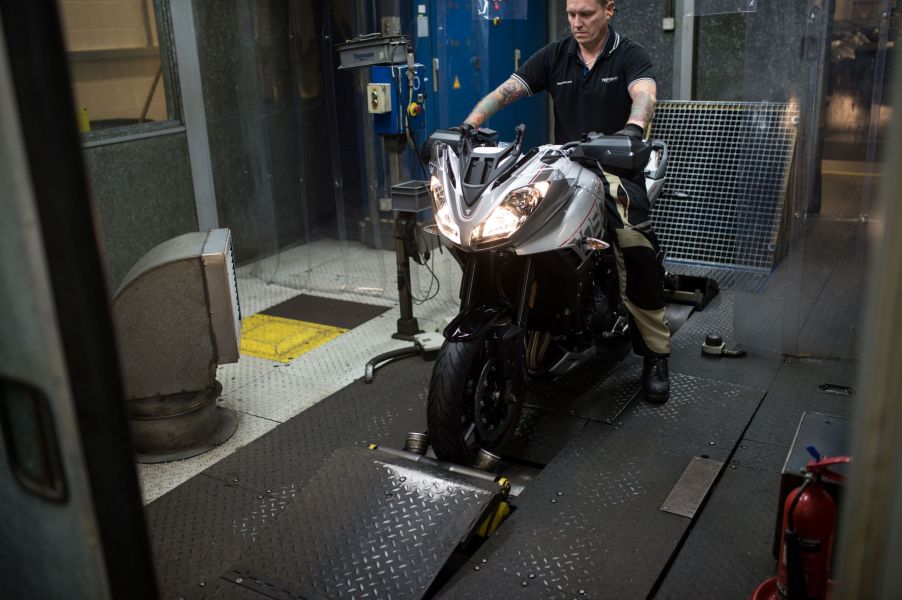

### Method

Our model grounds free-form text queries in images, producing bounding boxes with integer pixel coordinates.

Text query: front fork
[460,254,533,328]
[456,255,532,384]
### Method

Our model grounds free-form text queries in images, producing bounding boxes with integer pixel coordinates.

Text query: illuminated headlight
[429,175,461,244]
[472,182,549,244]
[430,175,445,210]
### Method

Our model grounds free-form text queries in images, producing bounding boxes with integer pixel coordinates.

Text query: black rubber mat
[222,446,502,600]
[666,303,695,335]
[259,293,390,329]
[664,261,769,292]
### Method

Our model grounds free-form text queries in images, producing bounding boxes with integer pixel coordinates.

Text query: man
[462,0,671,402]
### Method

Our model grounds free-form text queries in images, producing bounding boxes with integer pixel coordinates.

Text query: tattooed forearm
[464,77,528,127]
[627,80,657,130]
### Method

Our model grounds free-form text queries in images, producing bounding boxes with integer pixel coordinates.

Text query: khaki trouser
[602,171,671,357]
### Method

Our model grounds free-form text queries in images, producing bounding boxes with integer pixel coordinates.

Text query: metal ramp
[218,446,509,600]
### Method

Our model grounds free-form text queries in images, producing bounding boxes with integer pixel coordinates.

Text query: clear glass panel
[695,0,759,16]
[659,1,896,358]
[213,0,461,323]
[59,0,171,132]
[729,0,897,357]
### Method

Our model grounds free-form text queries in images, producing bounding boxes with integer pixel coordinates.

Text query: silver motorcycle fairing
[430,144,608,257]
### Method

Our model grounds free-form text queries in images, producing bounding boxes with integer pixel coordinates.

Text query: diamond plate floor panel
[449,424,727,599]
[654,463,781,600]
[744,357,857,447]
[505,408,590,466]
[521,353,642,425]
[145,474,289,600]
[667,290,784,390]
[440,566,574,599]
[224,446,502,600]
[617,371,765,455]
[668,291,736,354]
[204,357,432,499]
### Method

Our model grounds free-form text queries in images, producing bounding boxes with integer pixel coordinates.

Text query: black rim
[462,344,517,453]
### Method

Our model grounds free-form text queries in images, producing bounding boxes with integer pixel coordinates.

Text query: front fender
[443,302,513,342]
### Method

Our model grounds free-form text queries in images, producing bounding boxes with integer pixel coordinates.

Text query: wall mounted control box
[370,65,426,135]
[367,83,392,114]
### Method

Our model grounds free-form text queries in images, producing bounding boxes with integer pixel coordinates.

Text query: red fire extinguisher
[751,449,851,600]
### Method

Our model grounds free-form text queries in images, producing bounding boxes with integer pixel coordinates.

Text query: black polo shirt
[513,29,655,143]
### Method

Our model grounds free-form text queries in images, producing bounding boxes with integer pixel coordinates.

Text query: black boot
[642,356,670,403]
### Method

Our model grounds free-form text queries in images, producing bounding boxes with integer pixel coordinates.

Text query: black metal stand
[393,211,424,341]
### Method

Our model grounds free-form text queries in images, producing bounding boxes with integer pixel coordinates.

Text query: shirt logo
[556,80,573,86]
[601,76,619,83]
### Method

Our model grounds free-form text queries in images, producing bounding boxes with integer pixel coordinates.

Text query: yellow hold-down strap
[477,501,511,538]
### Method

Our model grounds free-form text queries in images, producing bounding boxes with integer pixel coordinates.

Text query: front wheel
[427,338,522,465]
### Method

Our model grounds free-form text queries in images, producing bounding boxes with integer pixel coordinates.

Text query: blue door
[416,0,547,148]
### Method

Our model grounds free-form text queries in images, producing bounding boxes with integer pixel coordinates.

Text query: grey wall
[696,1,817,102]
[549,0,676,98]
[610,0,676,99]
[191,0,347,265]
[695,13,746,100]
[84,133,197,291]
[192,0,292,264]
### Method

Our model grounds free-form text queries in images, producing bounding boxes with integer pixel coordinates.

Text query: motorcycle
[422,125,668,465]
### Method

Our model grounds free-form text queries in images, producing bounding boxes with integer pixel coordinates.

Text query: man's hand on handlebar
[614,123,645,140]
[451,123,477,137]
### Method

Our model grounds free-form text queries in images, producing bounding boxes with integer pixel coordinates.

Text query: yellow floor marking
[239,314,348,363]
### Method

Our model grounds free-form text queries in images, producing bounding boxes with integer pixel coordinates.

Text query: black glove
[451,122,476,137]
[614,123,645,139]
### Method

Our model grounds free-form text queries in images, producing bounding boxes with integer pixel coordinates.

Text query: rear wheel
[427,339,521,465]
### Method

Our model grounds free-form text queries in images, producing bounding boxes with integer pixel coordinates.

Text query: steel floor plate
[203,357,432,500]
[144,474,289,600]
[505,408,590,466]
[654,462,782,600]
[221,446,503,600]
[443,424,732,599]
[144,276,858,600]
[744,357,857,447]
[616,371,765,454]
[521,352,642,425]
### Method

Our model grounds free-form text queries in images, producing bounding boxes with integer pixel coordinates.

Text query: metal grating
[651,101,799,271]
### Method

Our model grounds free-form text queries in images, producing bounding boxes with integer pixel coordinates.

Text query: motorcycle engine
[583,288,614,339]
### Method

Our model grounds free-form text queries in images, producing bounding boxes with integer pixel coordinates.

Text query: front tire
[427,339,522,465]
